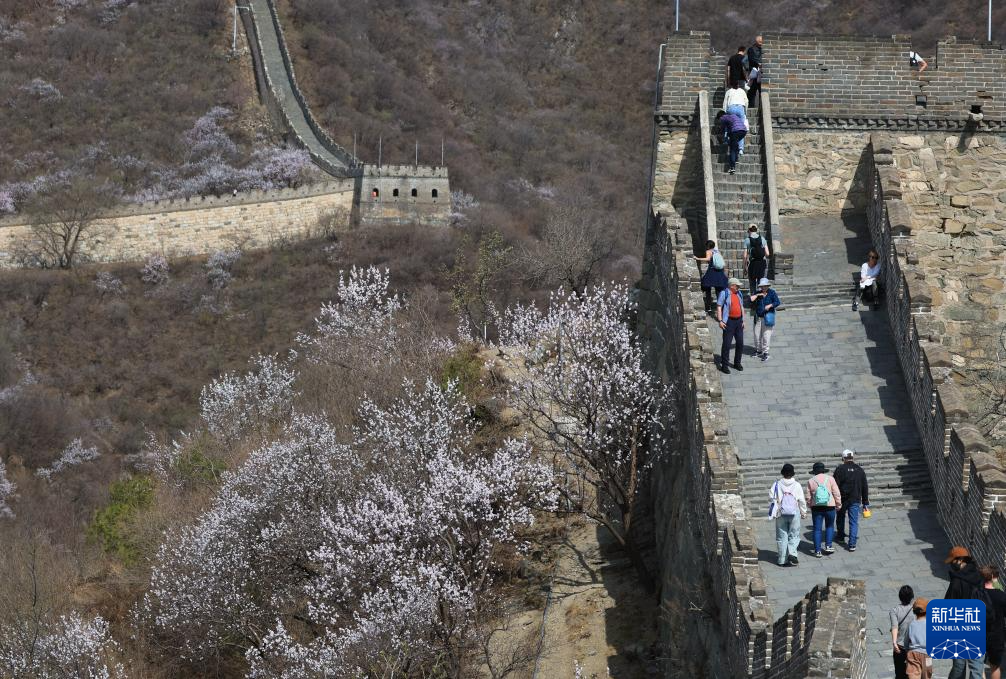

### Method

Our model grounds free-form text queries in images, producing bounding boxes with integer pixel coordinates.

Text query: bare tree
[971,324,1006,449]
[16,179,116,269]
[521,205,614,295]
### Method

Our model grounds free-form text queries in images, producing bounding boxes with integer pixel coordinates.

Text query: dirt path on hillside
[525,518,659,679]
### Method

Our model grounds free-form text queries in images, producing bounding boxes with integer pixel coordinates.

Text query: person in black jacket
[945,546,985,679]
[833,449,869,551]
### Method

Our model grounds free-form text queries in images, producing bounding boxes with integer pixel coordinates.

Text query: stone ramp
[712,303,953,678]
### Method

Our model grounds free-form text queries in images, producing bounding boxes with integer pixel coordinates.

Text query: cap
[842,449,855,459]
[810,462,827,475]
[945,546,971,563]
[913,597,928,613]
[728,277,742,287]
[781,463,795,477]
[748,224,758,232]
[758,278,771,288]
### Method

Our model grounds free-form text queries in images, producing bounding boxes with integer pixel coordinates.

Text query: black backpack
[750,235,766,261]
[974,585,1004,639]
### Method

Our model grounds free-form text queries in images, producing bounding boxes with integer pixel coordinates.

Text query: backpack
[711,252,725,270]
[974,586,1003,638]
[779,484,799,516]
[749,235,766,260]
[812,475,832,506]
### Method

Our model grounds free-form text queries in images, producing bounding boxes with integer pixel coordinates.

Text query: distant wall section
[0,182,355,266]
[358,164,451,226]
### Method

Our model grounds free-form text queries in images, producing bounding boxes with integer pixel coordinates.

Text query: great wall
[0,0,451,267]
[640,32,1006,678]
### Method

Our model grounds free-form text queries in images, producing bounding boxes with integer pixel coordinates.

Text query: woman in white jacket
[770,463,808,566]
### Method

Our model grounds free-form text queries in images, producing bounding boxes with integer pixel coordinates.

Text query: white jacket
[769,477,808,518]
[724,87,748,111]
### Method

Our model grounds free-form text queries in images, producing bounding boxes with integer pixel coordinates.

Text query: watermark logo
[927,599,985,659]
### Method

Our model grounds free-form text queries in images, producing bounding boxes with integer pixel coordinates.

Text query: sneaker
[728,168,736,174]
[732,363,744,371]
[739,149,744,155]
[849,545,857,552]
[789,555,799,566]
[852,301,859,311]
[814,551,823,558]
[761,353,769,362]
[823,546,835,554]
[719,365,730,375]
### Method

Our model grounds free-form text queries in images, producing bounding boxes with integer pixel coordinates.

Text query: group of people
[890,547,1006,679]
[717,36,763,173]
[695,225,777,372]
[769,449,870,562]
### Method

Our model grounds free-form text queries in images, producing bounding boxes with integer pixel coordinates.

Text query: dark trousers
[727,130,746,169]
[893,648,908,679]
[703,285,725,312]
[748,82,761,107]
[748,258,767,295]
[720,316,743,367]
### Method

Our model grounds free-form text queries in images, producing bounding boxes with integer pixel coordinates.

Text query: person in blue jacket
[716,110,747,174]
[749,278,780,361]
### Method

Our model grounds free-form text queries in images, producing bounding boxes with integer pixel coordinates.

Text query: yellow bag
[863,507,873,519]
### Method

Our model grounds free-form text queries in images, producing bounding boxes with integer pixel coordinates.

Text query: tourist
[979,566,1006,679]
[854,249,882,310]
[890,585,915,679]
[833,449,870,552]
[906,598,932,679]
[945,546,984,679]
[716,110,747,174]
[747,63,762,108]
[726,45,747,88]
[909,50,928,72]
[806,462,841,557]
[769,463,807,567]
[743,224,770,295]
[716,278,746,375]
[750,278,779,361]
[747,35,764,70]
[696,239,728,314]
[723,81,749,155]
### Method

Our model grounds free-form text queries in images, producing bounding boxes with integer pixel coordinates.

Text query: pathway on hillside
[246,0,356,174]
[710,215,953,678]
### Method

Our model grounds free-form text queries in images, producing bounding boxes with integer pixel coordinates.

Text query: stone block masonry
[0,182,355,267]
[774,131,871,214]
[637,210,867,678]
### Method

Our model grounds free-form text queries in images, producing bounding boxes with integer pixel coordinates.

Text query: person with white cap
[750,278,780,361]
[833,449,869,551]
[716,278,747,374]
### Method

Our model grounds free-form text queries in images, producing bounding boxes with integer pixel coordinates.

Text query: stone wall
[638,210,867,678]
[0,182,355,266]
[773,131,871,214]
[651,126,704,230]
[358,164,452,226]
[866,135,1006,580]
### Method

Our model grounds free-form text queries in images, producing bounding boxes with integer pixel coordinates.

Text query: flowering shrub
[205,249,241,290]
[0,613,123,678]
[20,78,61,102]
[0,458,15,519]
[36,438,100,482]
[140,254,170,285]
[199,354,298,442]
[93,272,125,299]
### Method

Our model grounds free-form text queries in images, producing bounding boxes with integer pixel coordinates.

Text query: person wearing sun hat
[716,278,746,375]
[749,277,780,361]
[906,597,933,679]
[805,461,842,557]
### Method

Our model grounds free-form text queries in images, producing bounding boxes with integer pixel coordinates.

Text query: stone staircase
[770,282,855,310]
[739,450,935,513]
[710,112,767,277]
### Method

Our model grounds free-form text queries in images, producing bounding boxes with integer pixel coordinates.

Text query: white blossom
[199,354,298,442]
[140,254,170,285]
[0,458,14,519]
[36,438,100,482]
[0,613,122,678]
[206,249,241,290]
[93,272,125,298]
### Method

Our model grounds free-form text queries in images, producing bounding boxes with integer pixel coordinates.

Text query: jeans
[727,130,746,169]
[836,501,861,546]
[754,319,774,354]
[812,508,836,553]
[948,656,984,678]
[720,316,743,368]
[726,104,747,153]
[775,513,801,564]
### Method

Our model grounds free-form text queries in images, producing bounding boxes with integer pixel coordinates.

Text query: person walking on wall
[747,35,764,106]
[716,110,747,174]
[906,598,933,679]
[909,50,928,72]
[833,449,869,552]
[726,45,747,88]
[743,224,770,296]
[769,463,807,567]
[696,239,728,314]
[890,585,916,679]
[945,546,985,679]
[806,462,841,558]
[750,278,779,361]
[723,81,749,155]
[716,278,746,374]
[978,565,1006,679]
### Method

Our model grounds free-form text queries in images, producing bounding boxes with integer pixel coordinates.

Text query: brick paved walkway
[711,304,953,678]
